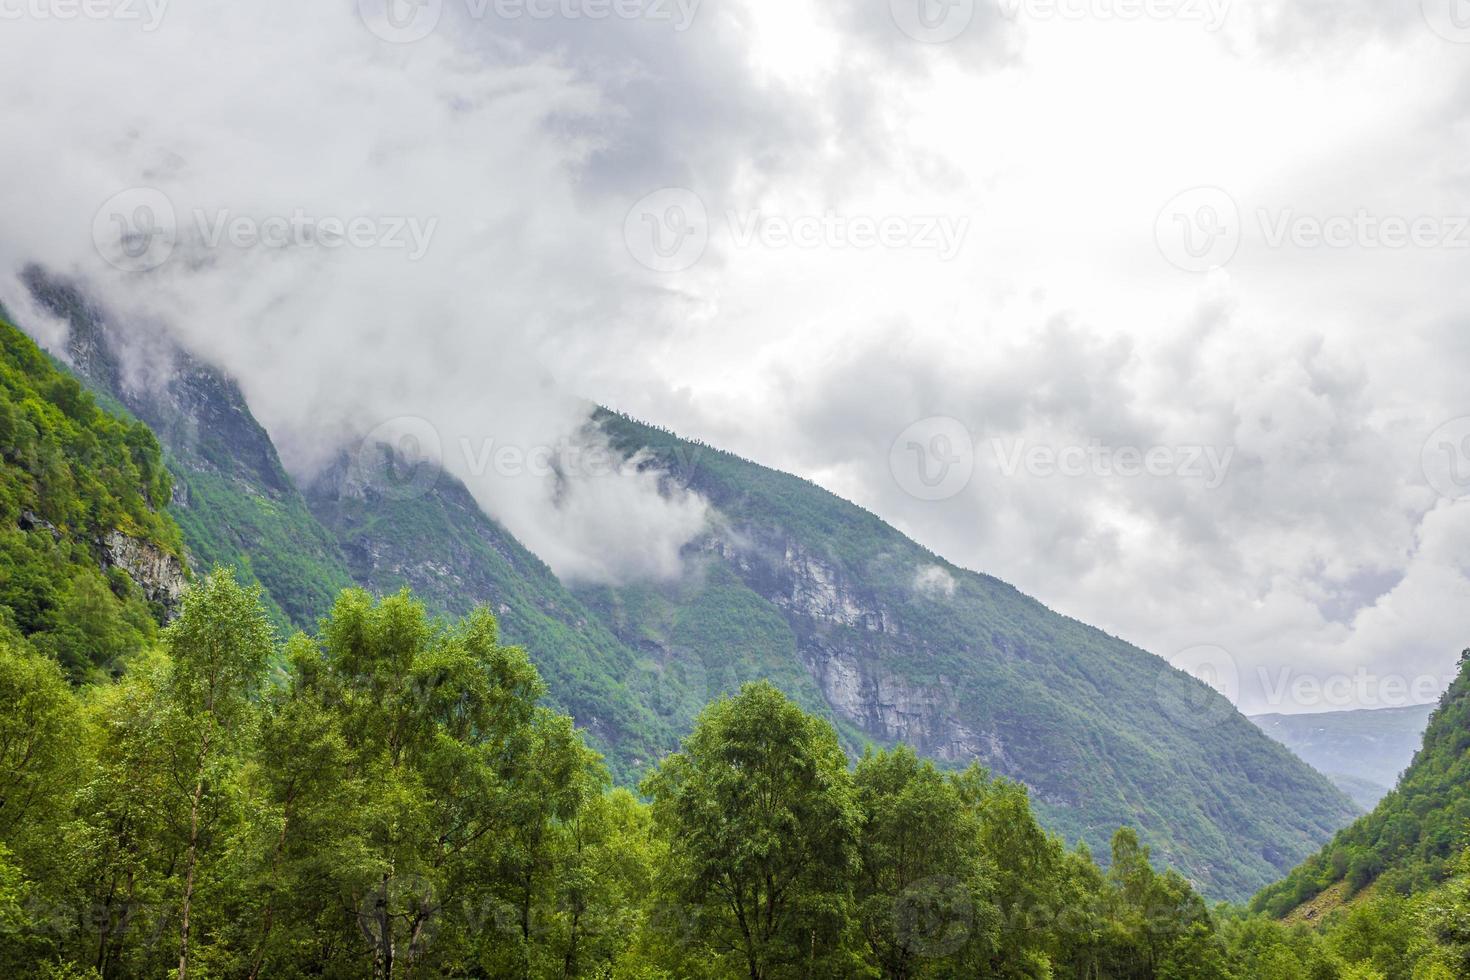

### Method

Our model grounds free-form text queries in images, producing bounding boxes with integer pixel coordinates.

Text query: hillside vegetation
[13,275,1358,901]
[1253,651,1470,918]
[0,316,183,679]
[590,410,1358,900]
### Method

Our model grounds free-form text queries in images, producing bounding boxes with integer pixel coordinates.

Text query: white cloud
[0,0,1467,696]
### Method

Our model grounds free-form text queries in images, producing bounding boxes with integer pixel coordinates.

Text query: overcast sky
[2,0,1468,714]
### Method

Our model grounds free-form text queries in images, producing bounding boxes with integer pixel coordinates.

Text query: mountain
[23,267,353,631]
[301,449,679,781]
[1253,650,1470,917]
[0,314,186,679]
[582,411,1359,900]
[1250,704,1435,809]
[11,274,1359,900]
[22,271,674,781]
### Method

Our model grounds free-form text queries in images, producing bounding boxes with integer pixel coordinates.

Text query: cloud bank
[1,0,1468,707]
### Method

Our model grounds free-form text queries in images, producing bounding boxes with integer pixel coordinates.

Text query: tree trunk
[177,732,211,980]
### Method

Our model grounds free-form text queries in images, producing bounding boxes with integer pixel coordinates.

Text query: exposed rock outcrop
[100,530,187,616]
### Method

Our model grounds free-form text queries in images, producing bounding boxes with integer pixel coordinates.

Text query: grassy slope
[591,411,1359,901]
[1253,652,1470,917]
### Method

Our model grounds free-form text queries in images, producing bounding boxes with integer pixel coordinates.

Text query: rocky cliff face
[100,530,188,615]
[749,534,1008,769]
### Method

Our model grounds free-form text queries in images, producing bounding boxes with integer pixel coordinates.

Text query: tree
[157,569,273,980]
[641,682,860,979]
[852,746,996,978]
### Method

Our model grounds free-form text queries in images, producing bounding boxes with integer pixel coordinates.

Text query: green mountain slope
[301,448,678,782]
[1250,704,1434,809]
[23,269,354,630]
[1253,651,1470,917]
[11,276,1359,900]
[587,410,1359,901]
[0,315,186,678]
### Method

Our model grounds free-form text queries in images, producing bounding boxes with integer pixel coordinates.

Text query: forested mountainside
[302,448,678,781]
[1251,704,1434,810]
[1254,651,1470,918]
[23,267,354,630]
[0,316,184,680]
[14,273,1357,900]
[24,271,677,782]
[3,283,1469,977]
[589,411,1358,900]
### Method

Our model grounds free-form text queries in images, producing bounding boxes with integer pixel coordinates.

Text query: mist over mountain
[15,271,1362,901]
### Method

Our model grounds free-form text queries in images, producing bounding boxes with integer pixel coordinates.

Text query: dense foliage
[590,411,1358,900]
[23,266,353,632]
[15,277,1361,901]
[2,572,1466,979]
[0,317,182,679]
[1253,652,1470,918]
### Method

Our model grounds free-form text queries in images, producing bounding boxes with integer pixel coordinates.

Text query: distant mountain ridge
[13,271,1359,900]
[1251,704,1435,809]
